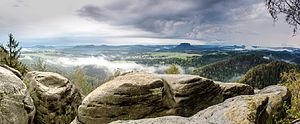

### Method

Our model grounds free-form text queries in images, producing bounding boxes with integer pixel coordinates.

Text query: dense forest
[192,55,271,82]
[239,61,297,89]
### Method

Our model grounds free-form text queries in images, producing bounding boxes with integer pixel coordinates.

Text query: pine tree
[1,33,22,67]
[0,33,27,74]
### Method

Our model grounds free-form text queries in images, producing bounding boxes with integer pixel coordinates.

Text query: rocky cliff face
[25,71,82,124]
[0,66,35,124]
[74,73,254,124]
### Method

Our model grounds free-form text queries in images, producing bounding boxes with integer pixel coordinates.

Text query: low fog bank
[39,56,185,87]
[46,56,185,74]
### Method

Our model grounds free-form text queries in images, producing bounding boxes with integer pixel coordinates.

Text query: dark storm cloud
[2,0,300,47]
[78,0,265,40]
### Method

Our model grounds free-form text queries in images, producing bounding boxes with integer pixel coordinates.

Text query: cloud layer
[77,0,265,40]
[1,0,300,47]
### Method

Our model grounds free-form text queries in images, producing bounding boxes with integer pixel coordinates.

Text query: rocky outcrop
[160,75,254,117]
[0,64,23,79]
[217,82,254,99]
[77,73,166,124]
[0,66,35,124]
[112,85,291,124]
[25,71,82,124]
[75,73,254,124]
[257,85,291,120]
[161,74,223,117]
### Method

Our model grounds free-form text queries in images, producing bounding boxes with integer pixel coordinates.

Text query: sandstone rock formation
[75,73,254,124]
[0,64,23,79]
[0,66,35,124]
[112,85,291,124]
[160,75,254,116]
[217,82,254,99]
[77,73,166,124]
[25,71,82,124]
[258,85,291,120]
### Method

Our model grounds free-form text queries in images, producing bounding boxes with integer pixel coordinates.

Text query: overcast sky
[1,0,300,47]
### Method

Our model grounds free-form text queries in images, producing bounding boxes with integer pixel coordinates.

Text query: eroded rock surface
[160,75,254,117]
[112,85,290,124]
[258,85,291,120]
[0,66,35,124]
[25,71,82,124]
[77,73,165,124]
[76,73,254,124]
[217,82,254,99]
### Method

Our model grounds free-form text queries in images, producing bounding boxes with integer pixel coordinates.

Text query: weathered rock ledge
[74,73,254,124]
[112,85,290,124]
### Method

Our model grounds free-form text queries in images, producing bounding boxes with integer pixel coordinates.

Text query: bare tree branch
[266,0,300,34]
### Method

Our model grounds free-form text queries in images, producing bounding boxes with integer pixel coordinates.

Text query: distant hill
[73,45,99,49]
[192,55,271,82]
[291,57,300,64]
[32,45,55,49]
[239,61,296,89]
[174,43,196,50]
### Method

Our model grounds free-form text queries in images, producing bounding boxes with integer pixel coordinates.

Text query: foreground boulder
[112,85,291,124]
[75,73,253,124]
[25,71,82,124]
[0,66,35,124]
[77,73,166,124]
